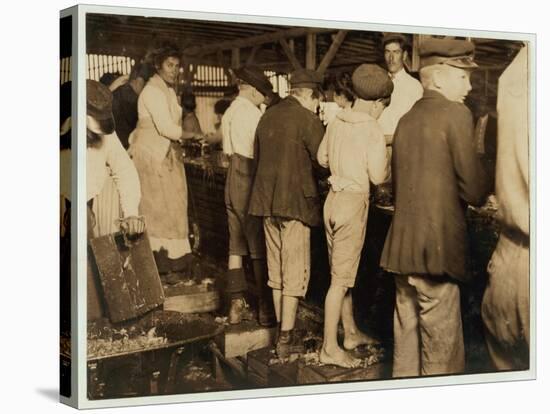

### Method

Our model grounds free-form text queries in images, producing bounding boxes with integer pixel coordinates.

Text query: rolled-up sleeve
[141,87,181,141]
[104,133,142,217]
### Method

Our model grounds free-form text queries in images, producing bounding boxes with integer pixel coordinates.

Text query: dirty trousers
[481,232,530,370]
[393,274,465,377]
[263,217,310,297]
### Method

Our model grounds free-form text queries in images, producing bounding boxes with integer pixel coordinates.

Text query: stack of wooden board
[163,278,220,314]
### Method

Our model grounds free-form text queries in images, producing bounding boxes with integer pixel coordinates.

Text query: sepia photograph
[58,3,534,408]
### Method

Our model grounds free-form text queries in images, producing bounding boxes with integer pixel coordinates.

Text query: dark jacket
[112,83,139,149]
[380,90,489,282]
[249,96,325,227]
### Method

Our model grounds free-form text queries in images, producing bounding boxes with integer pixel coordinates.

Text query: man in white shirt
[222,67,277,327]
[378,33,423,140]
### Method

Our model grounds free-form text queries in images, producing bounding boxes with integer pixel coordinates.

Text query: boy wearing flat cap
[317,64,391,368]
[86,79,145,320]
[221,66,277,327]
[249,69,325,358]
[380,39,489,376]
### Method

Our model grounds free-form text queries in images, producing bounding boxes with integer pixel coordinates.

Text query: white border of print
[70,3,536,410]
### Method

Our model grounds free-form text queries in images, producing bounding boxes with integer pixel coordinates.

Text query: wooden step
[247,347,300,387]
[297,361,384,384]
[214,320,276,358]
[269,360,299,387]
[247,347,273,386]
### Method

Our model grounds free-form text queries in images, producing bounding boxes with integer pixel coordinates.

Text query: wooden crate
[297,361,385,385]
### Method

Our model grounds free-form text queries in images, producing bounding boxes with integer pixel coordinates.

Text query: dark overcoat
[380,89,489,282]
[248,96,325,227]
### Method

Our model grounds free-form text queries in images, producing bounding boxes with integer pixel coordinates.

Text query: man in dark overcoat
[249,69,325,358]
[380,39,490,376]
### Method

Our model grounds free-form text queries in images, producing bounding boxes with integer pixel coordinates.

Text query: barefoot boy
[317,64,392,368]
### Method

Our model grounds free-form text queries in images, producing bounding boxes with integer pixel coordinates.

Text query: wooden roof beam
[317,30,348,74]
[279,38,303,70]
[183,27,335,56]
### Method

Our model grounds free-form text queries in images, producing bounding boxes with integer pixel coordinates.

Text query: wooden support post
[411,34,423,72]
[279,38,303,70]
[306,33,317,70]
[231,47,241,69]
[317,30,348,74]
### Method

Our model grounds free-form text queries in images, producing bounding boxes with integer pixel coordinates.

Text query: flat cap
[351,64,394,101]
[86,79,115,134]
[382,33,409,48]
[233,66,274,96]
[419,38,478,69]
[289,69,324,89]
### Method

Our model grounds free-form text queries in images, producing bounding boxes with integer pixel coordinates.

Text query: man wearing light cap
[377,33,423,140]
[249,69,325,358]
[317,64,391,368]
[86,79,144,320]
[380,39,489,376]
[221,66,277,327]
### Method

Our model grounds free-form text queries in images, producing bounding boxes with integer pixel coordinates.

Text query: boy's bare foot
[319,346,362,368]
[343,331,379,350]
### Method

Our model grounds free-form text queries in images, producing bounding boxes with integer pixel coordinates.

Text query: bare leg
[280,295,299,331]
[320,285,361,368]
[342,292,378,350]
[228,255,243,270]
[272,288,282,323]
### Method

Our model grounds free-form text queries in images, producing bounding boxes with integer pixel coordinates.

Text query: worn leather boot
[275,329,304,359]
[228,297,250,325]
[160,272,180,285]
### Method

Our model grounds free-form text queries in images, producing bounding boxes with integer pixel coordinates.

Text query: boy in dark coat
[249,69,325,358]
[380,39,489,377]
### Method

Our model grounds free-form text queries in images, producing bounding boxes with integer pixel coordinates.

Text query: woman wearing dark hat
[129,43,198,279]
[85,79,144,320]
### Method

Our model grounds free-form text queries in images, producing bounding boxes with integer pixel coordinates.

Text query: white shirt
[317,108,389,194]
[378,68,423,136]
[495,46,529,235]
[221,96,262,159]
[87,133,141,217]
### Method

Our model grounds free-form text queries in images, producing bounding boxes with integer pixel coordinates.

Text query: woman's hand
[119,216,146,236]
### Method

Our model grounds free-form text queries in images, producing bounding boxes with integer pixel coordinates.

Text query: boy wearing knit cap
[381,39,489,376]
[317,64,392,368]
